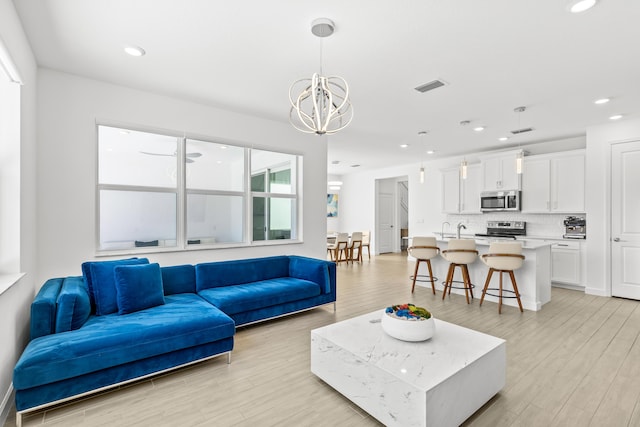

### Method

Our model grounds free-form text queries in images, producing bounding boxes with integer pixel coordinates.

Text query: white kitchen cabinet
[480,151,521,191]
[521,150,585,213]
[552,153,585,212]
[551,241,582,286]
[441,164,482,214]
[461,164,482,213]
[441,167,460,213]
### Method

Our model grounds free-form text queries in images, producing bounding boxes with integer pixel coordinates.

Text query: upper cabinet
[441,164,482,214]
[480,151,521,191]
[441,167,460,214]
[461,164,482,213]
[521,150,585,213]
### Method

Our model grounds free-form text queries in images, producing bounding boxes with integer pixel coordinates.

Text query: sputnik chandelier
[289,18,353,135]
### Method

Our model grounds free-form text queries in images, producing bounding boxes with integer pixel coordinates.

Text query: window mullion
[177,137,186,249]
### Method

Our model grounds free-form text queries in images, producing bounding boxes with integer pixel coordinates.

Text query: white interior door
[611,140,640,299]
[378,193,394,253]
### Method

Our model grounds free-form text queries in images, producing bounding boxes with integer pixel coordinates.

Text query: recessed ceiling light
[499,137,509,141]
[328,181,343,186]
[329,186,341,190]
[219,145,228,149]
[567,0,597,13]
[124,45,146,57]
[594,98,610,105]
[216,160,222,164]
[610,114,623,120]
[427,150,435,154]
[473,126,485,132]
[400,144,409,148]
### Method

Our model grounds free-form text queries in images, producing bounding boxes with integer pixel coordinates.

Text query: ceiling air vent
[414,79,447,93]
[511,127,534,135]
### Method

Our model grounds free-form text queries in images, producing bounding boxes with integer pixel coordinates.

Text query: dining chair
[347,232,363,264]
[361,231,371,259]
[327,233,349,263]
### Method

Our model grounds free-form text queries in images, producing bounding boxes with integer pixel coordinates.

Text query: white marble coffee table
[311,310,506,427]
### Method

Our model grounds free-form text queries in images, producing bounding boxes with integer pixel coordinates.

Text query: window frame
[95,123,302,255]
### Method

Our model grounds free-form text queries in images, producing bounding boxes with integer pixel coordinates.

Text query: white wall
[36,69,328,284]
[585,116,640,296]
[0,0,38,423]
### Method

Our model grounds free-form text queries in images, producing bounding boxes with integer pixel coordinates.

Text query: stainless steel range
[475,221,526,240]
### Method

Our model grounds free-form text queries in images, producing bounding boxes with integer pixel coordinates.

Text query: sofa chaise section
[13,264,235,418]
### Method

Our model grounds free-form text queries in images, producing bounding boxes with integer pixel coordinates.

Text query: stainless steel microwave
[480,190,521,212]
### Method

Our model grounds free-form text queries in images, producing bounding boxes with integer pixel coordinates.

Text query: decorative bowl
[381,304,435,342]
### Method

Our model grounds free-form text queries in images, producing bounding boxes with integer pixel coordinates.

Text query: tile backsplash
[445,212,585,239]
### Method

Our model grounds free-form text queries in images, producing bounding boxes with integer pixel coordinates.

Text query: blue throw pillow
[55,277,91,333]
[89,258,149,315]
[82,257,140,310]
[114,263,165,315]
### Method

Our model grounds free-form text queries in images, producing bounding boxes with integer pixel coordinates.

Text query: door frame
[610,139,640,298]
[375,176,409,254]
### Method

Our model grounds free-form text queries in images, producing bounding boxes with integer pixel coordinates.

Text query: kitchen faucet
[457,222,467,239]
[441,221,450,238]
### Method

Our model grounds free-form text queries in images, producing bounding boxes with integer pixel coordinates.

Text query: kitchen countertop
[432,235,551,250]
[429,232,585,244]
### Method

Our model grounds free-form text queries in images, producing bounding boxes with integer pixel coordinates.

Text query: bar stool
[407,236,440,294]
[441,239,478,304]
[479,241,525,314]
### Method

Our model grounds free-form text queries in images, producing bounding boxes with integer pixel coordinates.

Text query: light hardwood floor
[6,253,640,426]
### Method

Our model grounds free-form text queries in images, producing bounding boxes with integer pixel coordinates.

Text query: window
[251,150,298,241]
[97,125,300,252]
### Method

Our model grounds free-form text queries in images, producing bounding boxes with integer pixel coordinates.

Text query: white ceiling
[13,0,640,175]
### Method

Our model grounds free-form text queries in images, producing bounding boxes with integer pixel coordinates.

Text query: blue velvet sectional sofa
[13,255,336,425]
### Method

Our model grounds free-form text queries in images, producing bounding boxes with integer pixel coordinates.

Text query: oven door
[480,192,506,211]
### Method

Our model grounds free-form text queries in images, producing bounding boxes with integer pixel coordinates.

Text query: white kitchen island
[409,237,551,311]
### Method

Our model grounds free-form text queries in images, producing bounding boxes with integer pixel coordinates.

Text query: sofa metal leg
[333,301,336,312]
[16,411,22,427]
[227,352,231,364]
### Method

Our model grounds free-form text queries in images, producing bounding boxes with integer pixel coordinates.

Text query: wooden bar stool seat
[440,239,478,304]
[407,237,440,294]
[479,242,525,314]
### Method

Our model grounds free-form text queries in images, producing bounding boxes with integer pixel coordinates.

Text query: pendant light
[418,131,428,184]
[460,159,468,180]
[289,18,353,135]
[514,106,526,175]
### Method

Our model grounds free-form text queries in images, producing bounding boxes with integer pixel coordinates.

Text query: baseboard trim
[585,287,610,297]
[0,383,15,427]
